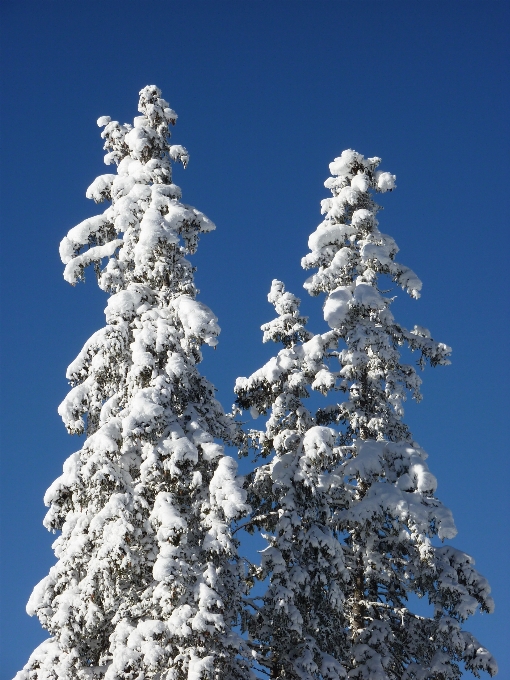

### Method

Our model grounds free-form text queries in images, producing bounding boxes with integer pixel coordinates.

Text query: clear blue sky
[1,1,508,677]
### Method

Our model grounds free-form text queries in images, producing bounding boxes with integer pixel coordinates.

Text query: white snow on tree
[16,86,253,680]
[235,150,497,679]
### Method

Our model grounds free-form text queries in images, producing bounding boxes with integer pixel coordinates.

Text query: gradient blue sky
[1,1,508,677]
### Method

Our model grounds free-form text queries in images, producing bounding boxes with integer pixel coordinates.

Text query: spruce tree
[235,150,497,679]
[16,86,252,680]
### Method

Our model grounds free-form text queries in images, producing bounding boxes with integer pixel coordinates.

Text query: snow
[338,184,361,206]
[360,241,393,266]
[329,148,362,177]
[302,425,337,458]
[63,240,123,284]
[85,174,116,203]
[411,324,432,338]
[324,286,352,328]
[209,456,249,519]
[351,208,375,228]
[172,295,220,347]
[353,282,386,310]
[391,263,423,297]
[110,174,137,200]
[311,368,336,393]
[104,287,145,322]
[350,173,369,193]
[59,214,112,264]
[43,452,81,509]
[169,144,189,167]
[84,419,122,455]
[133,205,181,264]
[121,388,165,436]
[308,221,356,253]
[375,170,396,192]
[150,492,187,542]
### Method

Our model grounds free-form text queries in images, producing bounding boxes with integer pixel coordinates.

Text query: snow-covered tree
[235,150,497,679]
[16,86,252,680]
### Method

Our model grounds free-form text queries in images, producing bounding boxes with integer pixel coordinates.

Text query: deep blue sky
[1,1,508,677]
